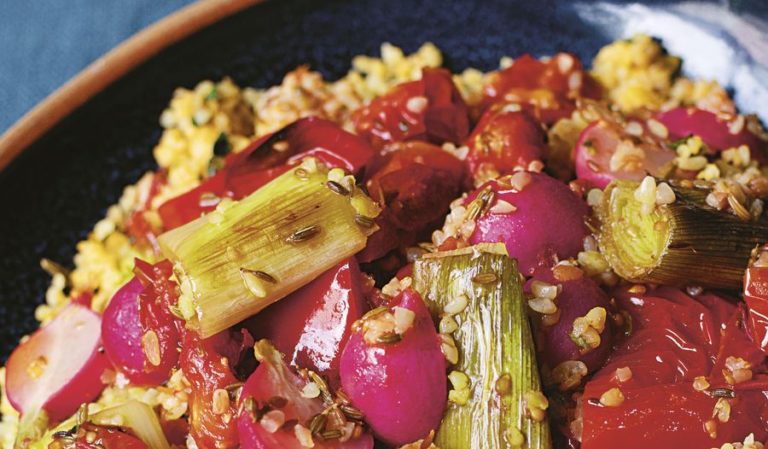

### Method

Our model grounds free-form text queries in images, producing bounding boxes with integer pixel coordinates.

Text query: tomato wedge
[352,68,469,148]
[158,117,376,229]
[49,423,149,449]
[245,258,368,389]
[6,303,109,423]
[581,286,768,448]
[359,141,467,262]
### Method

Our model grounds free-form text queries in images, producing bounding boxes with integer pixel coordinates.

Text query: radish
[574,120,675,189]
[656,107,767,162]
[339,288,446,446]
[469,172,589,275]
[6,302,109,445]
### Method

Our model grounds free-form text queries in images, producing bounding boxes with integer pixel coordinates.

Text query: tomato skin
[352,68,470,148]
[466,109,546,178]
[744,261,768,352]
[358,141,467,262]
[133,259,183,385]
[245,258,368,389]
[158,117,376,229]
[581,286,768,449]
[481,53,602,125]
[181,330,243,449]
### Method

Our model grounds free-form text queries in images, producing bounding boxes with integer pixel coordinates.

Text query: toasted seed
[213,389,230,414]
[240,268,268,298]
[295,423,315,447]
[354,214,375,228]
[40,258,70,278]
[376,333,403,344]
[76,403,89,426]
[320,429,343,440]
[309,413,327,435]
[141,330,161,366]
[247,270,277,284]
[240,396,256,415]
[472,272,498,284]
[286,224,322,243]
[326,180,350,196]
[710,388,736,399]
[340,404,364,421]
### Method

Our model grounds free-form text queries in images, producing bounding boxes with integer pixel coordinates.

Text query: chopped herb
[206,85,218,101]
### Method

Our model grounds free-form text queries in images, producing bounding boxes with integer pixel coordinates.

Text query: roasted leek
[597,179,768,289]
[413,244,552,449]
[158,160,380,337]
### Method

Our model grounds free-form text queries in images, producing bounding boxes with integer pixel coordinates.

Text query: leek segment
[413,245,552,449]
[91,401,170,449]
[158,161,380,337]
[598,180,768,289]
[599,180,671,280]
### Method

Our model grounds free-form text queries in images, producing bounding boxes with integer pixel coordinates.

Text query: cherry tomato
[352,68,470,148]
[581,286,768,448]
[482,53,602,125]
[158,117,376,229]
[132,259,183,385]
[181,330,245,449]
[466,109,546,179]
[358,141,467,262]
[245,258,368,389]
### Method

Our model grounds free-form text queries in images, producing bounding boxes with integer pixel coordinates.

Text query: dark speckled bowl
[0,0,766,360]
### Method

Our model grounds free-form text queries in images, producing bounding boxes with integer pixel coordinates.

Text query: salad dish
[3,34,768,449]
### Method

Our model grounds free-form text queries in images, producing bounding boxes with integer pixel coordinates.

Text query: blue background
[0,0,195,134]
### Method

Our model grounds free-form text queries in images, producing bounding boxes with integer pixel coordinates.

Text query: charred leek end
[597,180,768,289]
[158,159,381,337]
[413,245,552,449]
[91,401,171,449]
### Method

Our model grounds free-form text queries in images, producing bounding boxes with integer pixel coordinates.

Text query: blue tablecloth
[0,0,196,134]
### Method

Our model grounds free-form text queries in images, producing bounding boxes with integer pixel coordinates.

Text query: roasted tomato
[133,259,183,384]
[245,258,368,388]
[49,423,148,449]
[158,117,376,229]
[581,285,768,448]
[359,141,467,262]
[466,109,546,180]
[481,53,602,125]
[181,329,250,449]
[352,68,470,148]
[744,245,768,353]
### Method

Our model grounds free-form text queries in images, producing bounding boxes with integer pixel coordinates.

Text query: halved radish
[656,107,767,162]
[6,303,109,422]
[238,340,374,449]
[574,120,675,189]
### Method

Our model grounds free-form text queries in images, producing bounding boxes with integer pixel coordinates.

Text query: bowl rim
[0,0,264,172]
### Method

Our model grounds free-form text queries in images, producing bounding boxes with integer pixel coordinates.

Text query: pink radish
[339,288,446,446]
[469,172,589,275]
[6,303,109,422]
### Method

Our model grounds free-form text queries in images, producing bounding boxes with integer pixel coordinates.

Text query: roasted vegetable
[339,288,446,446]
[158,160,381,337]
[413,245,552,449]
[597,179,768,289]
[90,401,171,449]
[7,304,110,448]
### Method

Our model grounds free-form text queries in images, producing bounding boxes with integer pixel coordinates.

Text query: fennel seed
[309,413,327,435]
[376,332,402,344]
[326,180,350,196]
[320,429,343,440]
[286,224,321,243]
[354,214,375,228]
[240,268,269,298]
[472,272,498,284]
[340,404,364,420]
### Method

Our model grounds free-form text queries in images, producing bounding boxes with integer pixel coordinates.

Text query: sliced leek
[413,245,552,449]
[91,400,170,449]
[597,180,768,289]
[158,160,380,337]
